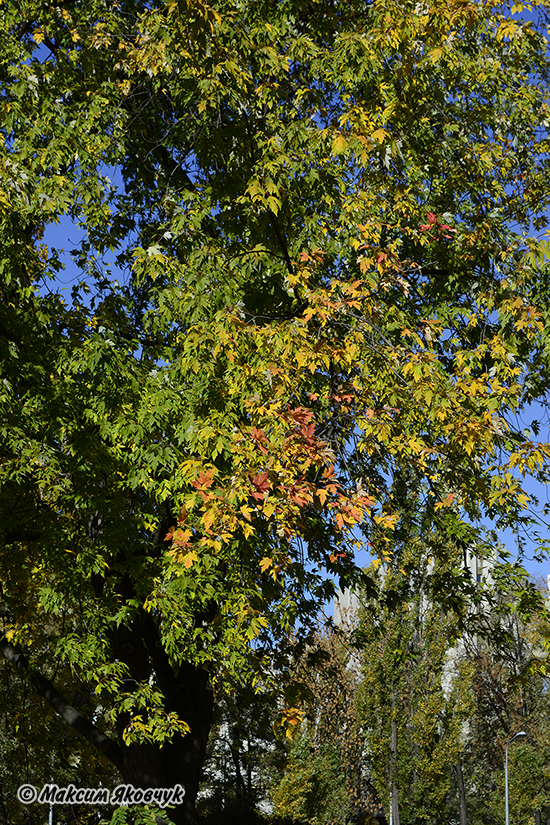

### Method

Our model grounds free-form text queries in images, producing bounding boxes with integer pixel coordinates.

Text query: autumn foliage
[1,0,550,821]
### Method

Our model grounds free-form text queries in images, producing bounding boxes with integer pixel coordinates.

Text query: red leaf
[251,427,269,455]
[250,471,271,501]
[288,406,314,426]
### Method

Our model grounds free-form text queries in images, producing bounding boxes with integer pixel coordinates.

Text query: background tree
[196,681,286,824]
[271,624,368,825]
[356,546,550,825]
[455,602,550,825]
[356,543,465,825]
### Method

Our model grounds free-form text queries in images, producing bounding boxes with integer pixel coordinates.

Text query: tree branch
[0,635,123,773]
[15,21,33,41]
[267,209,294,276]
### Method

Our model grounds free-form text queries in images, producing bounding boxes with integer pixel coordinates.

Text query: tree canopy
[1,0,550,821]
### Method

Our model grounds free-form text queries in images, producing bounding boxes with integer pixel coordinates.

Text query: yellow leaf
[429,47,443,63]
[372,128,388,143]
[260,557,272,573]
[202,508,216,530]
[183,551,198,569]
[332,134,348,154]
[242,523,254,539]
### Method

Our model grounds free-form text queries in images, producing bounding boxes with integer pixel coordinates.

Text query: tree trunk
[118,673,214,825]
[455,756,468,825]
[390,685,400,825]
[111,620,215,825]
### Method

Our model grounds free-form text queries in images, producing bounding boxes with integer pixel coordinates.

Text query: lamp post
[505,731,527,825]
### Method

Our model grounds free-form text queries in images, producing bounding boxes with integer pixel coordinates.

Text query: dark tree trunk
[455,756,468,825]
[111,618,215,825]
[118,695,214,825]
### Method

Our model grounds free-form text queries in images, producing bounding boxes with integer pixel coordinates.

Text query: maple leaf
[250,426,268,455]
[419,211,456,237]
[288,406,314,426]
[193,469,215,489]
[183,551,198,569]
[250,471,271,501]
[278,707,304,739]
[289,484,313,507]
[435,492,457,510]
[301,422,316,443]
[172,528,193,547]
[419,212,439,232]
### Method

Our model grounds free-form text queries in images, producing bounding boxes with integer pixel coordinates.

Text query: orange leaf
[193,470,215,489]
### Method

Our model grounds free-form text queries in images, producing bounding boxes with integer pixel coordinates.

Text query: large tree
[1,0,550,822]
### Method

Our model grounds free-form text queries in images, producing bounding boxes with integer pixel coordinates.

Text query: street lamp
[505,731,527,825]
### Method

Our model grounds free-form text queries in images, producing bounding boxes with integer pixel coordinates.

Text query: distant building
[335,544,501,630]
[334,586,359,628]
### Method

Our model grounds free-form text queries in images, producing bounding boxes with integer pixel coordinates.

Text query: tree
[271,624,367,825]
[273,734,350,825]
[356,539,468,825]
[356,544,550,825]
[196,680,286,823]
[455,601,550,825]
[2,0,550,822]
[0,652,120,825]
